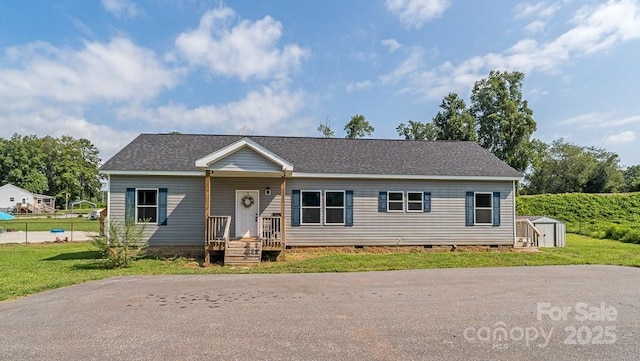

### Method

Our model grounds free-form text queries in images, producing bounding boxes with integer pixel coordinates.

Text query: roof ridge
[146,133,474,143]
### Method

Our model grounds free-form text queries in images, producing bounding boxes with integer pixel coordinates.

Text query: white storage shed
[517,216,566,247]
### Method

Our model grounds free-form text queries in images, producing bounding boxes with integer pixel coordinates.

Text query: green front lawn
[1,233,639,302]
[0,218,99,232]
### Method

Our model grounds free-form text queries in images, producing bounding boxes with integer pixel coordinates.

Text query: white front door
[235,190,260,238]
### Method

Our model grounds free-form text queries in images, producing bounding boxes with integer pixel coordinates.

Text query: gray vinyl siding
[109,175,515,247]
[209,147,281,172]
[210,177,283,238]
[109,175,205,246]
[285,178,515,246]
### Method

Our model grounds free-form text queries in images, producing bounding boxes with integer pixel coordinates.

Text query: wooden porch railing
[207,216,231,247]
[516,218,541,247]
[259,216,282,249]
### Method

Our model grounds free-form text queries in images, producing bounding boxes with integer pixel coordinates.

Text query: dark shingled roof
[100,134,522,178]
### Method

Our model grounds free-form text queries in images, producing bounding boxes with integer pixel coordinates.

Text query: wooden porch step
[224,239,262,266]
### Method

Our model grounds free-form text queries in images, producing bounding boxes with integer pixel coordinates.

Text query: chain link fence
[0,221,99,245]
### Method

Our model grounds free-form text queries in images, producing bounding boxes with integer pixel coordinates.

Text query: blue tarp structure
[0,211,15,220]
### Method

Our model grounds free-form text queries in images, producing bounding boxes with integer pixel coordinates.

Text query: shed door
[537,223,555,247]
[235,190,259,238]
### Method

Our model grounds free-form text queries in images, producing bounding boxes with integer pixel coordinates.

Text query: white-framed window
[301,190,321,224]
[136,189,158,223]
[387,191,404,212]
[9,197,14,202]
[324,191,345,225]
[407,192,423,212]
[474,192,492,224]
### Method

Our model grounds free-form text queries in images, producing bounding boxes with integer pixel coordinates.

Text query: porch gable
[195,137,293,174]
[208,147,283,173]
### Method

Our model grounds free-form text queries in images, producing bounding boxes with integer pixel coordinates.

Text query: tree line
[317,70,640,194]
[524,139,639,194]
[0,134,101,208]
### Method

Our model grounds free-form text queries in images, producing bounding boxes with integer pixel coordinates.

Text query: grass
[518,192,640,243]
[0,218,99,232]
[1,233,639,301]
[57,208,97,214]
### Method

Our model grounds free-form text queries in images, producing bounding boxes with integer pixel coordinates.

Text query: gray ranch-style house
[100,134,524,265]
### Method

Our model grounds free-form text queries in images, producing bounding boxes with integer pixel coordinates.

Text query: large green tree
[470,70,536,172]
[0,134,48,193]
[42,135,101,205]
[583,147,625,193]
[524,139,624,194]
[432,93,477,141]
[396,120,437,140]
[344,114,374,139]
[0,134,102,207]
[623,165,640,192]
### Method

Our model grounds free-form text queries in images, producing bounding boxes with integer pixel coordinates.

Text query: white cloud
[345,80,373,92]
[528,87,549,98]
[0,35,179,161]
[0,37,179,108]
[604,115,640,127]
[380,47,424,85]
[385,0,451,28]
[349,51,378,63]
[383,0,640,100]
[0,3,316,164]
[68,17,96,38]
[557,112,613,126]
[381,38,402,53]
[514,2,561,20]
[558,112,640,128]
[0,108,137,162]
[524,20,546,34]
[174,6,308,81]
[116,83,307,135]
[0,4,312,161]
[101,0,141,18]
[605,130,636,144]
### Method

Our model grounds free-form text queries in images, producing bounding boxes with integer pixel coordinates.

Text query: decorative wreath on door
[241,194,255,208]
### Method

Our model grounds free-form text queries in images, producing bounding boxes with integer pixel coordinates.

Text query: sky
[0,0,639,166]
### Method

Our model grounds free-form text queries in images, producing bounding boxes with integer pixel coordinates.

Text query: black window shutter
[345,190,353,226]
[423,192,431,213]
[291,190,300,227]
[158,188,168,226]
[492,192,500,226]
[378,191,387,212]
[125,188,135,222]
[465,191,474,226]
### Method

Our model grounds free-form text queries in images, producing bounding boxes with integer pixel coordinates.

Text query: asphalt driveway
[1,265,638,360]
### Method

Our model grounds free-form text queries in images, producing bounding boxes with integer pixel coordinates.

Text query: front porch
[202,169,288,265]
[204,215,284,265]
[197,138,292,266]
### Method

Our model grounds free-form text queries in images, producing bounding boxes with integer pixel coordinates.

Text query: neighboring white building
[0,184,55,212]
